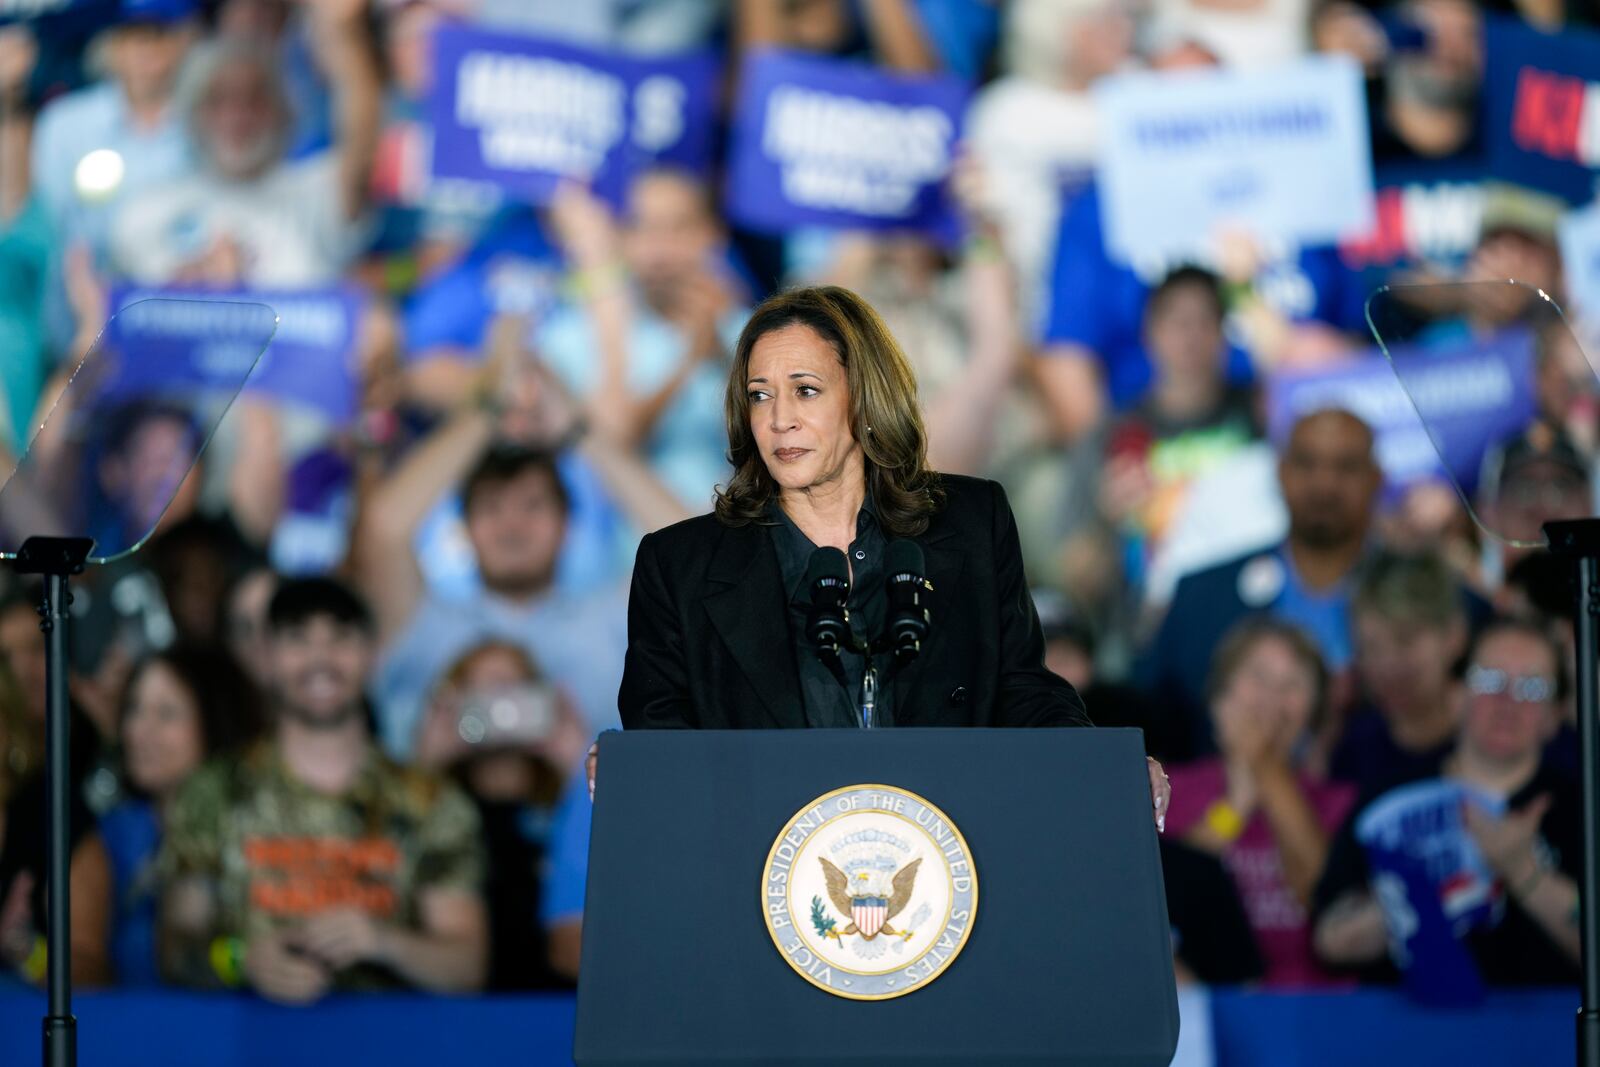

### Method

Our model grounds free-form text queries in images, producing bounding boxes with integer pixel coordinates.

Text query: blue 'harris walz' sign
[428,26,718,204]
[725,50,969,240]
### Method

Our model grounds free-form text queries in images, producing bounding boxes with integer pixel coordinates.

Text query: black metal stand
[1544,519,1600,1067]
[11,536,93,1067]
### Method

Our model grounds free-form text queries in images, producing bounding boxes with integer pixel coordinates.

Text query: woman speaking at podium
[610,285,1169,821]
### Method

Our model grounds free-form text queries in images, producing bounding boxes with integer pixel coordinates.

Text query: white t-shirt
[110,153,367,288]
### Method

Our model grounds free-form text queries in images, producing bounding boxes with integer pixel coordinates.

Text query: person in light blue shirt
[30,0,198,272]
[538,168,750,514]
[357,366,691,760]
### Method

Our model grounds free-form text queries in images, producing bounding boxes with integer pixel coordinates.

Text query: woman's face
[746,324,861,497]
[1460,630,1559,765]
[1354,611,1460,720]
[122,661,205,798]
[1214,636,1318,759]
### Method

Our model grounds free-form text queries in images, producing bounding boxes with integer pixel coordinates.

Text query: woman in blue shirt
[100,643,263,986]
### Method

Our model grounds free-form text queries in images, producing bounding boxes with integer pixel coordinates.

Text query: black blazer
[618,474,1090,730]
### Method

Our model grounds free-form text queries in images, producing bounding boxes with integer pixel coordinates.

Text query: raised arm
[226,398,286,547]
[353,402,494,644]
[0,26,34,225]
[860,0,940,72]
[924,154,1023,475]
[304,0,382,222]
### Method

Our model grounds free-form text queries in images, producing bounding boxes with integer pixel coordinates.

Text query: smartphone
[455,682,559,747]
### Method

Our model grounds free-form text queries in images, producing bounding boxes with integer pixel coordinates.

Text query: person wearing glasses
[1311,617,1580,990]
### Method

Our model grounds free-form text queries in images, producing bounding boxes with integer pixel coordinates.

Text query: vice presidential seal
[762,784,977,1000]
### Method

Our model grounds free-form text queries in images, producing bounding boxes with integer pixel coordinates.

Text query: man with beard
[108,0,379,287]
[156,577,488,1003]
[1137,409,1382,759]
[358,334,689,758]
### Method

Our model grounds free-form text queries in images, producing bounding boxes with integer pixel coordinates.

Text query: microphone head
[805,546,850,590]
[886,539,925,579]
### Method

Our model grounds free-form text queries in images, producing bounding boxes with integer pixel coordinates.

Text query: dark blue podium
[574,728,1178,1066]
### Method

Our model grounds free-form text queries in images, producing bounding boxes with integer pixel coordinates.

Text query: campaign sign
[428,26,718,205]
[725,50,969,239]
[1338,162,1484,272]
[1094,56,1374,265]
[105,287,365,422]
[1266,330,1536,497]
[1356,779,1506,1005]
[1484,18,1600,204]
[628,49,720,178]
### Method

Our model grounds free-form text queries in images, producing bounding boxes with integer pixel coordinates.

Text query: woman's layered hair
[714,285,943,536]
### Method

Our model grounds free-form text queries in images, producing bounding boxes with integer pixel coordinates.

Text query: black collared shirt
[767,496,895,729]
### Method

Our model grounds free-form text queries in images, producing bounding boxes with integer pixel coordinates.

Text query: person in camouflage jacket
[158,577,488,1003]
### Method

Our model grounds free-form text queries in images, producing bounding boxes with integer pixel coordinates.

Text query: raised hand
[0,25,36,105]
[549,181,621,271]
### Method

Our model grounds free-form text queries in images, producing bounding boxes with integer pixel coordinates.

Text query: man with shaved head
[1137,409,1383,759]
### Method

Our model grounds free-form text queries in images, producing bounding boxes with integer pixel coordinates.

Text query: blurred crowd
[0,0,1594,1008]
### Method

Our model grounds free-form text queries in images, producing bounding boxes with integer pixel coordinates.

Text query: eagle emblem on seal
[814,855,922,942]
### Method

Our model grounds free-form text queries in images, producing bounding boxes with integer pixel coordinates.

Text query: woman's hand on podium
[586,741,598,801]
[1148,757,1171,833]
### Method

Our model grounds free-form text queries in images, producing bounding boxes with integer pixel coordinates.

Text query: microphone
[885,540,931,663]
[804,546,852,658]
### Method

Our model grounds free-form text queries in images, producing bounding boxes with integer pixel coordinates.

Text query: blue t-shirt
[1039,182,1368,410]
[1272,547,1356,671]
[540,772,594,926]
[99,799,162,988]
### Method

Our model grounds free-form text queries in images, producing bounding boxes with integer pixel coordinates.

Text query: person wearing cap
[108,0,380,288]
[29,0,198,260]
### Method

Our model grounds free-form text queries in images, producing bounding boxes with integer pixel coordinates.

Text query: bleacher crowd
[0,0,1593,1016]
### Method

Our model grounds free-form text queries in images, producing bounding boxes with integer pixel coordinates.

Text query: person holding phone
[415,640,590,990]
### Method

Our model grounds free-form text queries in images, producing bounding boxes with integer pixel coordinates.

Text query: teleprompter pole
[13,537,94,1067]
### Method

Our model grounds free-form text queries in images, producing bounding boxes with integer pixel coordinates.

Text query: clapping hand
[244,926,333,1005]
[481,316,583,449]
[1464,794,1552,885]
[291,908,388,972]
